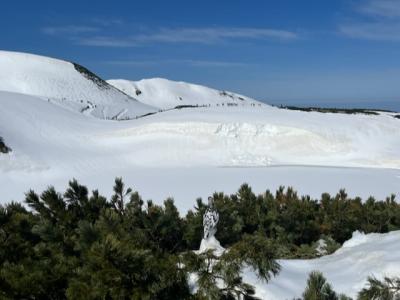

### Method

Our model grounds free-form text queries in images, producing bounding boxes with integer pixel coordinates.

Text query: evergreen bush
[1,179,399,299]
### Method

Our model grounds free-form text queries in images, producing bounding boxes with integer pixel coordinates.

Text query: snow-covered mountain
[107,78,263,109]
[0,50,155,119]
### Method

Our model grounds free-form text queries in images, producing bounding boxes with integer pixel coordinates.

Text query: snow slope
[2,90,399,170]
[107,78,263,109]
[1,90,399,208]
[0,50,155,119]
[249,230,400,299]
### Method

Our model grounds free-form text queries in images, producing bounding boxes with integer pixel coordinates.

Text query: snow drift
[0,50,155,119]
[251,230,400,299]
[1,91,399,171]
[107,78,262,109]
[1,90,399,208]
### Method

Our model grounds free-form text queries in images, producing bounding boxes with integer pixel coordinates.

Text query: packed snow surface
[107,78,262,109]
[0,50,155,119]
[249,230,400,299]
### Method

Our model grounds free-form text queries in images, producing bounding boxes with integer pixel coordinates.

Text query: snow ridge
[0,50,155,119]
[107,78,263,109]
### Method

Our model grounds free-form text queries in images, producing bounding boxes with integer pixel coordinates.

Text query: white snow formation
[249,230,400,299]
[0,50,155,119]
[108,78,262,109]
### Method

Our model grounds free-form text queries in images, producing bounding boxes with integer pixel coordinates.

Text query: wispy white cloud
[76,36,133,47]
[46,26,298,47]
[358,0,400,18]
[138,27,299,43]
[340,0,400,41]
[42,25,99,35]
[104,59,249,67]
[339,21,400,41]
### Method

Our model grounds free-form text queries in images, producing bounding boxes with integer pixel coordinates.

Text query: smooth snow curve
[249,230,400,299]
[2,91,399,171]
[0,50,155,119]
[107,78,263,109]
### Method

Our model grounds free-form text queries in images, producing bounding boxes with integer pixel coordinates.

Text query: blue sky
[1,0,400,109]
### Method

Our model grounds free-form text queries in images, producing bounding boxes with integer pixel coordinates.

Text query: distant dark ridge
[72,62,110,90]
[72,62,138,101]
[277,105,388,115]
[174,104,205,109]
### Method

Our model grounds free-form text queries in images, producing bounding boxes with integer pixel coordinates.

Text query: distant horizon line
[265,99,400,112]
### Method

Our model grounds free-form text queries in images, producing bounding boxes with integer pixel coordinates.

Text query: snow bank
[0,91,399,207]
[249,230,400,299]
[341,230,370,248]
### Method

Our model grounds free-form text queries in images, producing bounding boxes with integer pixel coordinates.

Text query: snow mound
[107,78,263,109]
[0,50,155,119]
[340,230,370,248]
[197,236,225,256]
[250,230,400,299]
